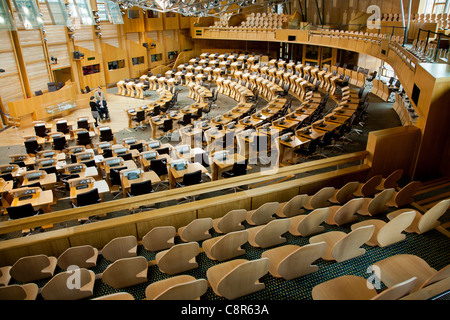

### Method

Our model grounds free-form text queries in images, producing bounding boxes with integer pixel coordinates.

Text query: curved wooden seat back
[178,218,213,242]
[371,277,418,300]
[203,230,248,261]
[93,292,135,300]
[0,283,39,300]
[389,181,421,208]
[214,209,247,234]
[142,226,176,252]
[57,245,99,270]
[277,194,308,217]
[367,188,396,216]
[101,256,148,289]
[312,275,377,300]
[377,211,415,247]
[333,198,364,226]
[0,266,11,286]
[10,254,57,283]
[101,235,138,262]
[355,175,383,197]
[262,242,327,280]
[332,181,359,204]
[207,258,270,300]
[145,275,208,300]
[246,202,279,225]
[289,207,330,237]
[249,219,291,249]
[41,268,95,300]
[420,265,450,289]
[378,169,403,190]
[331,225,375,262]
[418,199,450,233]
[306,187,335,209]
[155,242,200,275]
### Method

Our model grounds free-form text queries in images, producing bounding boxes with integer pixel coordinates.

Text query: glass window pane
[45,0,71,26]
[74,0,96,25]
[105,0,123,24]
[0,0,16,30]
[12,0,44,29]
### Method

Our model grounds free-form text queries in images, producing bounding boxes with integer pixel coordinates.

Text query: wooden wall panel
[101,42,130,85]
[126,39,148,78]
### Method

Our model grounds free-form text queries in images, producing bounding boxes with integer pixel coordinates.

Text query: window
[128,9,140,19]
[165,12,175,17]
[132,56,144,65]
[147,10,159,18]
[108,59,125,70]
[151,54,162,62]
[46,0,71,26]
[168,51,178,60]
[82,64,100,75]
[95,0,108,21]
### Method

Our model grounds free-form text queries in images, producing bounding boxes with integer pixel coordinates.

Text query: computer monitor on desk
[141,151,158,160]
[171,159,188,171]
[122,169,142,181]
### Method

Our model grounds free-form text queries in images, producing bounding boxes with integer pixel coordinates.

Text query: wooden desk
[11,188,53,213]
[297,128,325,140]
[211,153,247,181]
[69,180,110,205]
[278,135,310,165]
[139,153,171,171]
[0,180,13,195]
[121,171,161,197]
[312,122,342,133]
[272,118,299,132]
[169,162,208,189]
[21,171,57,190]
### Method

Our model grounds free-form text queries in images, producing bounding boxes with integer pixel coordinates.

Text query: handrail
[0,151,369,236]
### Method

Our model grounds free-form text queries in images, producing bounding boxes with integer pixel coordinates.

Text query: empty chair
[246,202,279,226]
[312,275,418,300]
[76,131,92,148]
[353,175,383,197]
[206,258,270,300]
[374,254,450,292]
[247,219,291,249]
[304,187,335,210]
[101,235,137,262]
[24,139,42,155]
[0,266,11,286]
[57,245,99,270]
[7,203,42,220]
[288,207,330,237]
[325,198,365,226]
[93,292,135,300]
[74,188,101,207]
[0,283,39,300]
[213,209,247,234]
[376,169,404,191]
[145,275,208,300]
[386,199,450,234]
[261,242,327,280]
[386,181,421,208]
[329,181,359,204]
[203,230,248,261]
[221,160,248,178]
[155,242,200,275]
[176,170,202,188]
[309,225,375,262]
[101,256,148,289]
[142,226,176,252]
[178,218,213,242]
[53,136,68,151]
[350,210,416,247]
[276,194,308,218]
[41,268,95,300]
[34,123,49,138]
[10,254,57,283]
[131,110,147,130]
[129,180,154,196]
[357,188,396,216]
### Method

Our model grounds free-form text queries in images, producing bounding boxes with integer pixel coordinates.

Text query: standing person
[95,86,110,122]
[89,96,99,127]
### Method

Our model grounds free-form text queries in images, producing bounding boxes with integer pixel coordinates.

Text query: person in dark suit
[89,96,99,127]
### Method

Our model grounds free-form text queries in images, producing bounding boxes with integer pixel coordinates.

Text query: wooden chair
[325,198,364,226]
[351,210,415,247]
[141,226,176,251]
[374,254,450,292]
[100,235,138,262]
[353,175,383,197]
[309,225,375,262]
[386,181,421,208]
[0,283,39,300]
[206,258,270,300]
[288,207,330,237]
[376,169,403,191]
[261,242,327,280]
[303,187,335,210]
[0,266,11,286]
[276,194,308,218]
[101,256,148,289]
[246,202,279,225]
[57,245,99,270]
[312,275,418,300]
[10,254,57,283]
[202,230,248,261]
[178,218,213,242]
[41,268,95,300]
[213,209,247,234]
[357,188,396,216]
[386,199,450,234]
[93,292,135,300]
[247,219,291,249]
[329,181,359,204]
[155,242,200,275]
[145,275,208,300]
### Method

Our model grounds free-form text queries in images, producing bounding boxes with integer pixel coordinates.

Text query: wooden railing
[0,151,368,238]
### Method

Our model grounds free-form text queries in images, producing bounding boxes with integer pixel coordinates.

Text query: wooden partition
[126,40,149,78]
[101,42,130,85]
[75,45,106,90]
